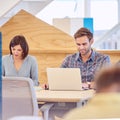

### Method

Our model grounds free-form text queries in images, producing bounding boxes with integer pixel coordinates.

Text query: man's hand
[82,81,95,89]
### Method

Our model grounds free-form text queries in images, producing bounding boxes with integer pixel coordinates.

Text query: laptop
[46,68,82,91]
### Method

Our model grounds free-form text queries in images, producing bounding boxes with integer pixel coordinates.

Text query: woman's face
[11,44,23,59]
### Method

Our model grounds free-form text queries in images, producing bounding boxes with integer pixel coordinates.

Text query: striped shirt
[61,50,110,83]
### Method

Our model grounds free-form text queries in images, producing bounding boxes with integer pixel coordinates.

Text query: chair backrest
[2,76,39,120]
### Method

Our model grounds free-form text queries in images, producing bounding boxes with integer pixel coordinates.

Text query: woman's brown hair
[9,35,29,59]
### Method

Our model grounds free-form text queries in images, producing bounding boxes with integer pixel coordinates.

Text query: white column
[84,0,91,17]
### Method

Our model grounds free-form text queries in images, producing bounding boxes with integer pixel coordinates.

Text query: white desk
[36,89,95,120]
[36,89,95,106]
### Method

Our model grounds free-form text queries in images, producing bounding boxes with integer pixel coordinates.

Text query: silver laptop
[46,68,82,91]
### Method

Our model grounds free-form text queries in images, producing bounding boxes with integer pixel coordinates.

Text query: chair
[2,76,40,120]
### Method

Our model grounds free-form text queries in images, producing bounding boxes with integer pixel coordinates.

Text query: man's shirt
[61,50,110,83]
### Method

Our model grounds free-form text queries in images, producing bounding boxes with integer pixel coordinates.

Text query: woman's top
[2,54,39,86]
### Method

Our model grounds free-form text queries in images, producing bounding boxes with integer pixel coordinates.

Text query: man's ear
[90,38,94,44]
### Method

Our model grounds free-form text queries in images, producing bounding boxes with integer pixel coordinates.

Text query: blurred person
[2,35,39,86]
[61,27,110,89]
[64,66,120,119]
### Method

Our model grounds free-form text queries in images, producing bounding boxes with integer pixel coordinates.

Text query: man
[64,66,120,119]
[61,27,110,89]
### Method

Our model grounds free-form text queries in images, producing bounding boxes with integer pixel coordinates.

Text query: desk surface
[36,89,95,102]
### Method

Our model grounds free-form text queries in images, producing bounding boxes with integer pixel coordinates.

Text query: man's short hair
[95,66,120,93]
[74,27,93,41]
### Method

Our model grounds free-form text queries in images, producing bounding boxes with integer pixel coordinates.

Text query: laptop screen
[47,68,82,91]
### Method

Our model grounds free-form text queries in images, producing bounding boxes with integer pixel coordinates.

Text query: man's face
[75,36,93,56]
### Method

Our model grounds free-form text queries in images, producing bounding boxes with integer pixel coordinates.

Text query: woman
[2,35,39,86]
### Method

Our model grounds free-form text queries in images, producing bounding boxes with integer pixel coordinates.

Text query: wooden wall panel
[0,10,76,84]
[1,10,120,84]
[1,10,76,51]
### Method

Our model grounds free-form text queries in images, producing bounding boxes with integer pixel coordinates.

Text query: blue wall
[83,18,94,33]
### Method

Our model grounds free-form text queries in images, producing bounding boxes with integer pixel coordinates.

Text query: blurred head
[9,35,29,59]
[74,27,94,56]
[95,66,120,93]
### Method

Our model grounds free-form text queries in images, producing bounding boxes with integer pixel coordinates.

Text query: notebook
[46,68,82,91]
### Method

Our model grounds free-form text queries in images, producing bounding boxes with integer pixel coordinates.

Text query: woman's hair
[9,35,29,59]
[95,66,120,93]
[74,27,93,41]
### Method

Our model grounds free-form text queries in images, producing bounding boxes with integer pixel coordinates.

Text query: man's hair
[9,35,29,59]
[74,27,93,41]
[95,66,120,93]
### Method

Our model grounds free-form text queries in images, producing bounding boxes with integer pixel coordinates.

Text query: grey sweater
[2,54,39,86]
